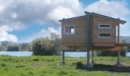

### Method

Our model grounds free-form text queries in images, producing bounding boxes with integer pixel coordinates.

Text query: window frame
[98,24,111,29]
[63,25,75,35]
[98,33,111,38]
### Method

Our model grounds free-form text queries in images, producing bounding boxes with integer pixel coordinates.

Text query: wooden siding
[61,14,119,50]
[62,17,87,46]
[92,15,117,46]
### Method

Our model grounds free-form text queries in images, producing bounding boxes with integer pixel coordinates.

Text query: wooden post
[117,24,120,44]
[85,11,92,68]
[115,51,121,67]
[85,49,92,68]
[116,23,121,67]
[61,50,65,65]
[91,50,94,64]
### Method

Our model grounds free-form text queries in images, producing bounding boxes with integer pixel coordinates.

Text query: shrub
[32,33,61,55]
[32,38,55,55]
[76,61,84,67]
[97,50,126,56]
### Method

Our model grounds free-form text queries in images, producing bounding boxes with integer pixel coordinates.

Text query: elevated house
[59,11,127,67]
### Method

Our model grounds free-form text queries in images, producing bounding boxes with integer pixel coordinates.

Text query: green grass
[0,55,130,76]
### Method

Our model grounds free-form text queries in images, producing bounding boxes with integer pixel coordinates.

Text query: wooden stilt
[115,24,122,67]
[117,24,120,43]
[115,51,122,67]
[85,50,92,68]
[91,50,94,64]
[61,50,65,65]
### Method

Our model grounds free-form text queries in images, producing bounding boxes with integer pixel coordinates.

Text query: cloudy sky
[0,0,130,43]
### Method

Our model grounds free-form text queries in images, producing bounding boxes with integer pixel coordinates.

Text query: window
[98,24,111,29]
[64,25,75,34]
[98,33,111,38]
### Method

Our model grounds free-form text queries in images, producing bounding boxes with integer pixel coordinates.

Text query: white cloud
[33,27,61,39]
[16,0,130,42]
[0,0,130,42]
[84,0,130,36]
[47,6,76,23]
[19,27,61,43]
[0,0,83,42]
[0,0,83,25]
[85,0,130,18]
[0,25,18,42]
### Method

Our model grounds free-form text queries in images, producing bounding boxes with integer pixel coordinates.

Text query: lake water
[0,51,130,57]
[126,52,130,57]
[0,51,32,56]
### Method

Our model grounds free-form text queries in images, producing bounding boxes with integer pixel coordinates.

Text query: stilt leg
[91,50,94,64]
[61,50,65,65]
[115,51,121,67]
[85,50,92,68]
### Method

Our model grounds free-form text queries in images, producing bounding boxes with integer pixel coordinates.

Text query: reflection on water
[0,51,130,57]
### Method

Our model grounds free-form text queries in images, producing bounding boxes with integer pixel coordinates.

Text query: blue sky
[0,0,130,43]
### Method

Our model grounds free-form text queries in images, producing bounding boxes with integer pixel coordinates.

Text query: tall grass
[0,55,130,76]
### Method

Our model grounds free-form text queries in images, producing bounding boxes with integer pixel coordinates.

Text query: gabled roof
[59,11,126,24]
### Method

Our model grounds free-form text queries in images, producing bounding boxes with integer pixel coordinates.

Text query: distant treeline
[0,33,61,55]
[0,41,31,51]
[0,33,129,56]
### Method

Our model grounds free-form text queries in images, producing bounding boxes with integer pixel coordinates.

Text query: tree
[19,43,30,51]
[0,46,5,51]
[128,46,130,52]
[32,37,54,55]
[50,33,61,52]
[32,33,61,55]
[1,41,9,47]
[6,44,19,51]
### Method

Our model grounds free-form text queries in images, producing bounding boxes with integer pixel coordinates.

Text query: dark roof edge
[59,15,86,22]
[85,11,126,24]
[59,11,126,24]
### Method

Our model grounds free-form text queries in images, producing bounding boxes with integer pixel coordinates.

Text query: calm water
[0,51,130,57]
[126,52,130,57]
[0,51,32,56]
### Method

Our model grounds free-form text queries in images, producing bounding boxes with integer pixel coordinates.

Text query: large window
[64,25,75,34]
[98,33,111,38]
[98,24,111,29]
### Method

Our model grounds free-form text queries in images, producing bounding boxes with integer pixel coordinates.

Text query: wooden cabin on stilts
[59,11,129,68]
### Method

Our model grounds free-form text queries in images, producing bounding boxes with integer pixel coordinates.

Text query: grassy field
[0,55,130,76]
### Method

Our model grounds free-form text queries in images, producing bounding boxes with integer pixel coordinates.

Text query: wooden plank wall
[62,17,87,46]
[92,15,117,46]
[61,15,119,50]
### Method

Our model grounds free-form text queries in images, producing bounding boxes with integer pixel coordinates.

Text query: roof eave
[59,15,86,22]
[84,11,126,24]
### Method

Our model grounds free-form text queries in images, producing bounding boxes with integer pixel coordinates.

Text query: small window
[98,33,111,38]
[98,24,111,29]
[64,25,75,34]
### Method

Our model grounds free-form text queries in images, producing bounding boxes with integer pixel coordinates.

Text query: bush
[97,50,126,56]
[32,38,55,55]
[6,45,19,51]
[128,47,130,52]
[32,33,61,55]
[76,61,84,67]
